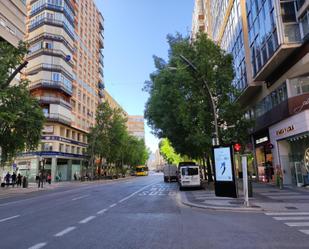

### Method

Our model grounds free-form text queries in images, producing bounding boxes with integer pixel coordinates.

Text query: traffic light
[234,143,241,152]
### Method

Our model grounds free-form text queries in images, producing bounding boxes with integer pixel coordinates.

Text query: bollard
[248,178,253,197]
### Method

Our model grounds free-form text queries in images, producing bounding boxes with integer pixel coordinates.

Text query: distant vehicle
[135,165,148,176]
[178,162,201,190]
[163,164,178,182]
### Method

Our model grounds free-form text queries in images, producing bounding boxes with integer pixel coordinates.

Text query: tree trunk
[202,157,207,181]
[206,155,213,182]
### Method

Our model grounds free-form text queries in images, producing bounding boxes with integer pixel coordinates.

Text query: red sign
[234,143,241,152]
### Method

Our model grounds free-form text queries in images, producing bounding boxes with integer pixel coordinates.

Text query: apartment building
[0,0,26,47]
[127,115,145,141]
[192,0,309,186]
[17,0,104,181]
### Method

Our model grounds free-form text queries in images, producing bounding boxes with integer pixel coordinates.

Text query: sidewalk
[180,181,309,212]
[0,176,134,200]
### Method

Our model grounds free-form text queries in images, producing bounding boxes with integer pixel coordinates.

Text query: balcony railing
[28,48,74,67]
[98,81,105,90]
[44,113,71,125]
[98,90,104,99]
[30,80,72,96]
[27,63,74,81]
[36,96,72,110]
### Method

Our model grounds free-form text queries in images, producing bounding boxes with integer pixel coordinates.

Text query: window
[281,1,297,23]
[290,77,309,96]
[59,143,64,152]
[65,145,70,153]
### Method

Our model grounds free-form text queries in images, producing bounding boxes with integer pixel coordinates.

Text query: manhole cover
[285,206,298,210]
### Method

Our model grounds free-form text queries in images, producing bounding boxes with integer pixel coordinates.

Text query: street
[0,175,309,249]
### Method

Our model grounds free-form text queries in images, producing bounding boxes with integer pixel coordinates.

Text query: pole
[242,155,249,207]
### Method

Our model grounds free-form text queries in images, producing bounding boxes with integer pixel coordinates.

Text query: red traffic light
[234,143,241,152]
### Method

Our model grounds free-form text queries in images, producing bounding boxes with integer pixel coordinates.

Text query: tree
[144,33,253,180]
[0,41,45,165]
[159,138,182,165]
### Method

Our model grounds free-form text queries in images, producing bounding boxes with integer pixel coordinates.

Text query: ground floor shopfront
[270,110,309,186]
[11,152,88,182]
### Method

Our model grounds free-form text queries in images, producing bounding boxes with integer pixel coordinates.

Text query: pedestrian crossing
[265,212,309,236]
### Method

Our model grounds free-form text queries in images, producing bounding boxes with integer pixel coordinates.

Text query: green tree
[0,41,45,165]
[144,33,252,179]
[159,138,182,165]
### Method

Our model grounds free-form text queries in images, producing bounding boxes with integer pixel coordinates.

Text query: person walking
[37,172,43,188]
[47,174,51,184]
[11,172,16,187]
[5,172,11,187]
[17,173,22,187]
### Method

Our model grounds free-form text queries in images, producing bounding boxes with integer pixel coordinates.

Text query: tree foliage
[159,138,182,165]
[87,101,149,174]
[0,41,45,165]
[144,33,252,161]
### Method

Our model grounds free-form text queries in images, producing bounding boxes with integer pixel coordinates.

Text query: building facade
[193,0,309,186]
[0,0,26,47]
[127,115,145,141]
[17,0,104,181]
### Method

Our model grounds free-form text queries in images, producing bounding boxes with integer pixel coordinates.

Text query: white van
[178,162,202,190]
[163,164,178,182]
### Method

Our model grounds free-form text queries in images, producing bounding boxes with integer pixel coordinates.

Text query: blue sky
[95,0,194,152]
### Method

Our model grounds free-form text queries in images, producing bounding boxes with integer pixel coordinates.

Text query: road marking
[97,208,108,214]
[54,226,76,237]
[118,197,130,203]
[0,215,20,223]
[28,242,47,249]
[72,194,89,201]
[265,212,309,216]
[79,216,96,224]
[285,222,309,227]
[274,216,309,221]
[109,203,117,208]
[299,230,309,235]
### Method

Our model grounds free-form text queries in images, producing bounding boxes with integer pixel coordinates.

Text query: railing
[98,81,105,90]
[44,113,72,125]
[28,48,74,66]
[36,96,72,110]
[30,80,72,96]
[27,63,74,80]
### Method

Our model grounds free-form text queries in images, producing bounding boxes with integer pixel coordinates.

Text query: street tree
[144,33,253,180]
[0,41,44,165]
[159,138,182,165]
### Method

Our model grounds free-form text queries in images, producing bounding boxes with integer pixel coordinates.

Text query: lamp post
[178,55,219,146]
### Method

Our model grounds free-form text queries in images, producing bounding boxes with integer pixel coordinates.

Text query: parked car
[163,164,178,182]
[178,162,202,190]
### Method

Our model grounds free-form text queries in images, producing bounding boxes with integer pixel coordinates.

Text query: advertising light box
[214,146,233,182]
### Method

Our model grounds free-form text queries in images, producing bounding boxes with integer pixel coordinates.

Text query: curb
[180,192,263,212]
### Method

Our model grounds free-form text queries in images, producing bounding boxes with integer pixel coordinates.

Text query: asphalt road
[0,175,308,249]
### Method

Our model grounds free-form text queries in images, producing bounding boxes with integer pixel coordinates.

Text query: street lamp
[177,55,220,146]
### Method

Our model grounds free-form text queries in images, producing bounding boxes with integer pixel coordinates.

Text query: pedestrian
[47,174,51,184]
[74,172,77,181]
[17,173,22,187]
[5,172,11,187]
[11,172,17,187]
[37,172,43,188]
[275,165,283,189]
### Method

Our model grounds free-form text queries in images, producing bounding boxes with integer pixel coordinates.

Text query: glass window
[281,1,297,23]
[301,12,309,38]
[290,77,309,96]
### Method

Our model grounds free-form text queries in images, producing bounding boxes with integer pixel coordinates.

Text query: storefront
[253,131,274,182]
[270,109,309,186]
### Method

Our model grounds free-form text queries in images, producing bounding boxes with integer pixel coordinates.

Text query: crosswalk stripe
[274,217,309,221]
[299,230,309,235]
[285,222,309,227]
[265,212,309,216]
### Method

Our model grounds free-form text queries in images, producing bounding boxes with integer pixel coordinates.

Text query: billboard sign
[214,146,233,182]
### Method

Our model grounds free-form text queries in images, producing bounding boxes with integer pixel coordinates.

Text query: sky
[94,0,194,153]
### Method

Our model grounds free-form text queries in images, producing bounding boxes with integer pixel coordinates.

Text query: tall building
[17,0,104,181]
[127,115,145,140]
[193,0,309,186]
[0,0,26,47]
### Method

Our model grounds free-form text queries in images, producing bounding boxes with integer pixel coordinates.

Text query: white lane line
[274,216,309,221]
[299,230,309,235]
[28,242,47,249]
[285,222,309,227]
[109,203,117,208]
[72,194,89,201]
[118,196,130,203]
[265,212,309,216]
[54,226,76,237]
[97,208,108,215]
[79,216,96,224]
[0,215,20,223]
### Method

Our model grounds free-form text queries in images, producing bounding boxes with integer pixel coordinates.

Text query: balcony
[27,63,74,81]
[29,18,75,40]
[29,80,73,96]
[36,96,72,110]
[98,90,104,99]
[99,32,104,49]
[44,113,72,125]
[98,66,104,78]
[99,53,104,66]
[98,81,105,90]
[27,48,74,67]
